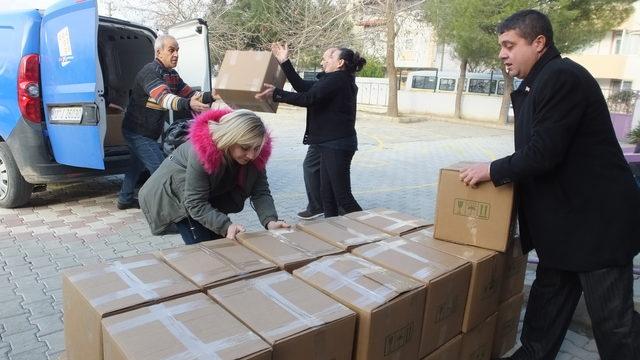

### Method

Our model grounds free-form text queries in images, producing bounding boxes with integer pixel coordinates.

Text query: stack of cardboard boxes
[62,50,528,359]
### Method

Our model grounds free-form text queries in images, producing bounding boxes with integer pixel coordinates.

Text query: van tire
[0,142,33,208]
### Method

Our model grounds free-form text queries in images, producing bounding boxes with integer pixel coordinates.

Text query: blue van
[0,0,211,208]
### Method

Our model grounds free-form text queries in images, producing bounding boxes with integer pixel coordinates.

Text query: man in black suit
[460,10,640,360]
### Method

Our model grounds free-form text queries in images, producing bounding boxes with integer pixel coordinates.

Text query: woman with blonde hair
[139,108,289,244]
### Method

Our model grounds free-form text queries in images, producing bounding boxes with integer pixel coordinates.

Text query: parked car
[0,0,211,208]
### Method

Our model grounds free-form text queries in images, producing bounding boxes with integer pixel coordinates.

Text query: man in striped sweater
[117,34,211,210]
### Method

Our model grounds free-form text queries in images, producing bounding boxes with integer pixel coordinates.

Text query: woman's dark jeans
[175,216,222,244]
[319,147,362,217]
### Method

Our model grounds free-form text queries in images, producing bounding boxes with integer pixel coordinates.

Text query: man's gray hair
[154,34,176,53]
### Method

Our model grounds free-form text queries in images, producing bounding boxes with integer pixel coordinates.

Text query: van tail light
[18,54,42,123]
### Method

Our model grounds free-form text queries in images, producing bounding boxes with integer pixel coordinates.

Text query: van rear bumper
[5,117,131,184]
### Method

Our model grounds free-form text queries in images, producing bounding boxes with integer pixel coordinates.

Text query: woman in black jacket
[256,44,366,218]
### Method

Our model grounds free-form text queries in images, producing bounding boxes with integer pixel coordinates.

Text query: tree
[424,0,635,123]
[211,0,355,68]
[351,0,426,117]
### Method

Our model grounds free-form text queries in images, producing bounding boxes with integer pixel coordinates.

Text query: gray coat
[138,109,277,236]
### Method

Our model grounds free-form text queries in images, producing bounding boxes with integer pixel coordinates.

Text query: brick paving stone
[4,329,43,354]
[14,285,50,305]
[38,276,61,292]
[8,344,48,360]
[0,314,37,337]
[33,314,63,338]
[26,299,57,321]
[39,331,64,356]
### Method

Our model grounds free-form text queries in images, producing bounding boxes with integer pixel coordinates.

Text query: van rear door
[40,0,105,170]
[168,19,211,92]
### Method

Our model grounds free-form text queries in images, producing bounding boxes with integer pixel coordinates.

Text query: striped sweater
[122,59,208,139]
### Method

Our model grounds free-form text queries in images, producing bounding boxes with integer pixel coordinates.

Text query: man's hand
[459,162,491,187]
[189,96,210,113]
[267,220,291,230]
[255,83,275,100]
[225,223,246,240]
[271,43,289,64]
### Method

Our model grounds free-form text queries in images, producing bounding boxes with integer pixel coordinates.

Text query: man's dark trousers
[509,263,639,360]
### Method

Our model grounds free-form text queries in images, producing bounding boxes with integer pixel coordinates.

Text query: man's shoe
[117,199,139,210]
[296,209,324,220]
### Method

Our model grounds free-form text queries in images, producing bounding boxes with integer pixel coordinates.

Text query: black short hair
[497,9,554,47]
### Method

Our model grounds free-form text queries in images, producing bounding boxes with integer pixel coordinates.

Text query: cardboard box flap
[296,216,389,249]
[294,254,423,313]
[237,228,342,266]
[353,237,469,282]
[209,271,353,345]
[102,293,271,359]
[346,208,432,235]
[158,239,276,288]
[404,229,496,262]
[63,254,198,316]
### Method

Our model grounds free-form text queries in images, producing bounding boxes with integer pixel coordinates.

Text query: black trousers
[175,216,222,245]
[319,147,362,217]
[302,144,323,213]
[510,264,639,360]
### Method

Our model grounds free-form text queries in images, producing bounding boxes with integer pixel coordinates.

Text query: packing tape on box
[298,255,397,308]
[353,209,425,232]
[359,238,443,280]
[189,243,273,285]
[218,272,345,339]
[324,218,386,246]
[68,259,169,306]
[107,298,262,360]
[242,229,318,260]
[270,229,333,258]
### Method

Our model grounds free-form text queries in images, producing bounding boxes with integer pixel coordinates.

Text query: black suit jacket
[491,45,640,271]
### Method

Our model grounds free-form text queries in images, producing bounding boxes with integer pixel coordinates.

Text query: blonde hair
[208,110,266,160]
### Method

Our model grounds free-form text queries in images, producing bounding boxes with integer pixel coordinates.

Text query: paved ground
[0,106,637,360]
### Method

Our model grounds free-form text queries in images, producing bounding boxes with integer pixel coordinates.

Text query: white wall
[356,77,503,122]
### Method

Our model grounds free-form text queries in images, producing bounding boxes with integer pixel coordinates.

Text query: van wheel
[0,143,33,208]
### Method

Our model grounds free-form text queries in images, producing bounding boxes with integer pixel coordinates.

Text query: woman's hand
[255,83,275,100]
[267,220,291,230]
[271,43,289,63]
[226,223,246,240]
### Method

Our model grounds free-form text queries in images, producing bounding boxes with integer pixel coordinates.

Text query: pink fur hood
[187,108,272,174]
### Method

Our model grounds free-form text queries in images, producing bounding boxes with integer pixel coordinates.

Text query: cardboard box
[352,237,471,357]
[296,216,390,250]
[404,229,502,332]
[293,254,426,360]
[62,254,199,360]
[157,239,277,290]
[492,292,524,358]
[499,238,528,302]
[215,50,286,113]
[433,163,515,252]
[346,208,432,236]
[460,313,497,360]
[209,271,356,360]
[499,254,527,303]
[237,228,343,272]
[102,293,272,360]
[421,334,462,360]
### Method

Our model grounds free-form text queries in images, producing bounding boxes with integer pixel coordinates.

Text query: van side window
[438,78,456,91]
